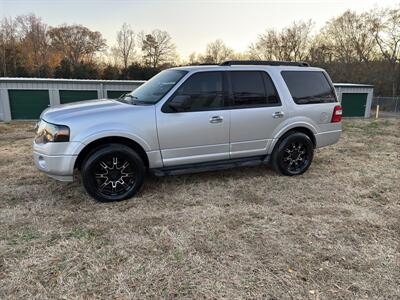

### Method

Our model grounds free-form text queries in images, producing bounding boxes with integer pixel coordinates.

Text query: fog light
[38,156,47,169]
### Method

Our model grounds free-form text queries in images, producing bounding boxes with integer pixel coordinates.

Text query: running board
[150,155,270,176]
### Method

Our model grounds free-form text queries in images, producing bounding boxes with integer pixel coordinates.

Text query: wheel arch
[74,136,149,170]
[271,125,316,154]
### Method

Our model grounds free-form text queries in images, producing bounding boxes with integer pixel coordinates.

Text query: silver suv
[33,61,342,202]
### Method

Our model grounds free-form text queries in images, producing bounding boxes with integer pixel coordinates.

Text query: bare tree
[140,29,176,68]
[188,52,198,65]
[308,35,335,64]
[201,39,234,63]
[320,11,377,63]
[48,24,107,66]
[249,20,313,61]
[249,29,279,60]
[108,47,122,66]
[16,14,50,76]
[0,17,18,76]
[370,6,400,96]
[281,20,313,61]
[115,23,135,69]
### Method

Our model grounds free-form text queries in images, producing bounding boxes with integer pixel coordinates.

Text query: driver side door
[156,71,230,167]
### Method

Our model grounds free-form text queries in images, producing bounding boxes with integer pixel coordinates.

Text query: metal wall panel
[341,93,368,117]
[59,90,99,104]
[8,89,50,119]
[106,90,131,99]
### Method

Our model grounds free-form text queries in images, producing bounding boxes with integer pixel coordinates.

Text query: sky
[1,0,399,58]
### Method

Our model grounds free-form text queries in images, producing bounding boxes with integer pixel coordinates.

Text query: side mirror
[168,95,191,112]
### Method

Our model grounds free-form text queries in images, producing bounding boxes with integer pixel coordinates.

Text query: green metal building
[0,78,144,121]
[0,78,373,121]
[333,83,374,118]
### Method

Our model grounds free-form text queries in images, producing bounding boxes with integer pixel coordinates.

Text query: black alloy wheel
[272,132,314,176]
[82,144,145,202]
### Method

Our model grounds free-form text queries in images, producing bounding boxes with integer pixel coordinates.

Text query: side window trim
[226,70,282,109]
[161,71,227,113]
[224,71,234,107]
[261,72,282,106]
[220,71,230,108]
[322,71,339,102]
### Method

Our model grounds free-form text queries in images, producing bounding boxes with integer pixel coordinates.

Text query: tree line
[0,6,399,96]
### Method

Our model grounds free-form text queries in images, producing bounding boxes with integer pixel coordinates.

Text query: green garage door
[59,90,98,104]
[107,90,131,99]
[8,90,50,119]
[341,93,367,117]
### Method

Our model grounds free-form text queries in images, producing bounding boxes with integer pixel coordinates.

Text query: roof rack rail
[219,60,310,67]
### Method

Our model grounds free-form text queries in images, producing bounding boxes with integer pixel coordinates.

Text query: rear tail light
[331,105,342,123]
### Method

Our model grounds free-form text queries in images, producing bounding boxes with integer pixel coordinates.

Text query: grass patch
[65,227,105,240]
[6,229,39,246]
[172,249,184,263]
[0,118,399,299]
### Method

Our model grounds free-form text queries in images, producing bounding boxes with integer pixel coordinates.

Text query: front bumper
[33,152,77,182]
[33,141,83,182]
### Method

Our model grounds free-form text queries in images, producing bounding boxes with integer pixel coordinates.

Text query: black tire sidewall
[272,132,314,176]
[81,144,145,202]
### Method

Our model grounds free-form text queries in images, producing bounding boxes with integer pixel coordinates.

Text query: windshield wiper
[116,94,139,104]
[116,93,154,105]
[123,94,138,100]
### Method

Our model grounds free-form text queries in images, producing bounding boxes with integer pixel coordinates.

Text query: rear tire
[81,144,145,202]
[272,132,314,176]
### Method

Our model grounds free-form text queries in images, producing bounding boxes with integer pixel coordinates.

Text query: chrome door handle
[209,116,223,123]
[272,111,284,118]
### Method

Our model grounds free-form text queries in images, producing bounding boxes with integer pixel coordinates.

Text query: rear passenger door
[228,71,287,159]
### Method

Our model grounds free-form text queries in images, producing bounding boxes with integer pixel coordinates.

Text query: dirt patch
[0,119,399,299]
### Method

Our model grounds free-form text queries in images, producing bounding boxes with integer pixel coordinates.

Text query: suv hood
[41,99,125,123]
[39,98,158,148]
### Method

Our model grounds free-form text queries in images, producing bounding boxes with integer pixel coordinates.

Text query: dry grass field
[0,119,399,299]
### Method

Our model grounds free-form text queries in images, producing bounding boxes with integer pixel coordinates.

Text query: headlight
[35,120,70,144]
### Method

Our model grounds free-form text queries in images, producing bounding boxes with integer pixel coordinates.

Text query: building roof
[0,77,374,89]
[0,77,146,84]
[333,83,374,88]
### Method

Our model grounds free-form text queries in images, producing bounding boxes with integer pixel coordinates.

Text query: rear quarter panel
[267,67,342,152]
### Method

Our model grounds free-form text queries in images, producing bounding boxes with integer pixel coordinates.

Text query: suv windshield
[118,70,188,105]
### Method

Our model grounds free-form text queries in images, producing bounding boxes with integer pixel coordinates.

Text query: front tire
[272,132,314,176]
[81,144,145,202]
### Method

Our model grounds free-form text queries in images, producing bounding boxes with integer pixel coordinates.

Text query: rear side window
[282,71,337,104]
[230,71,280,107]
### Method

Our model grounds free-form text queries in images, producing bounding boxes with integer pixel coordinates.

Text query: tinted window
[167,72,224,112]
[119,70,187,104]
[231,71,267,106]
[282,71,337,104]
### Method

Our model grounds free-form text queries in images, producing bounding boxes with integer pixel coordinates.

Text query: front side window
[231,71,266,106]
[281,71,337,104]
[118,69,187,105]
[164,71,224,112]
